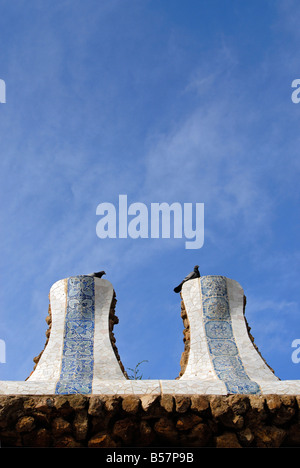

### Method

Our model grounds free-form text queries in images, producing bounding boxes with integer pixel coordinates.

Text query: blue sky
[0,0,299,382]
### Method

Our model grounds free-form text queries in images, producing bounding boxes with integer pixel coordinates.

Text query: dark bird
[173,265,200,293]
[88,271,106,278]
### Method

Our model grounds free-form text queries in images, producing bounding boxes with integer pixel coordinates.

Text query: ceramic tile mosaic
[27,278,67,383]
[0,275,300,395]
[178,276,284,395]
[26,276,126,394]
[226,278,279,384]
[55,276,95,394]
[200,276,261,394]
[93,280,126,380]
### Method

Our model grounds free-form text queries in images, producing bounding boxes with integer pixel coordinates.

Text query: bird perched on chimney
[173,265,200,293]
[87,271,106,278]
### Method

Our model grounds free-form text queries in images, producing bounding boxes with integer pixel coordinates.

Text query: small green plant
[127,360,149,380]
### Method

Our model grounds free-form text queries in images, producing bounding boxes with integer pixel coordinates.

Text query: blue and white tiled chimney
[28,276,126,394]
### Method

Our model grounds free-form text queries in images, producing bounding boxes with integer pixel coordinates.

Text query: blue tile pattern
[201,276,261,394]
[55,276,95,394]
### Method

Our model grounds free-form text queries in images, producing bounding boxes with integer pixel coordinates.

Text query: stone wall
[177,297,190,378]
[1,394,300,448]
[29,301,52,378]
[108,291,129,379]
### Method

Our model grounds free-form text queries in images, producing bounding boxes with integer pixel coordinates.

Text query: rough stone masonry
[0,394,300,447]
